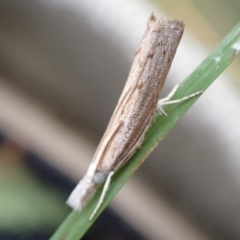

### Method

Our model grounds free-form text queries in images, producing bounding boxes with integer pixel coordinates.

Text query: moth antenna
[89,171,115,220]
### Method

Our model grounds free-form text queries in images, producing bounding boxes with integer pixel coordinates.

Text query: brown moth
[67,13,201,220]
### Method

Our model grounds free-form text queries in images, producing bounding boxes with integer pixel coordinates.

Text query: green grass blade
[50,21,240,240]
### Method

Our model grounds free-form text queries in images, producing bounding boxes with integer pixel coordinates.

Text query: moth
[67,13,202,220]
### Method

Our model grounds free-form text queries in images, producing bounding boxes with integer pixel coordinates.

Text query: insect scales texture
[67,13,184,219]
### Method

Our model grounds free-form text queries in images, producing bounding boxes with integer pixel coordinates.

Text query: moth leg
[160,84,179,102]
[157,84,179,115]
[89,171,115,220]
[157,85,203,114]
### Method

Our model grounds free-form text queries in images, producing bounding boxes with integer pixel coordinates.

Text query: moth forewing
[67,13,184,218]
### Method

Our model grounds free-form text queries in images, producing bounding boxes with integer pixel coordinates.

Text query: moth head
[93,171,107,185]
